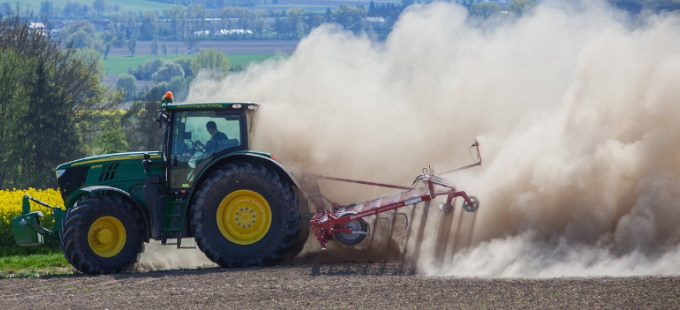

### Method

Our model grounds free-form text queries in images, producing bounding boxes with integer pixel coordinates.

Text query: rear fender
[190,153,301,197]
[186,152,303,217]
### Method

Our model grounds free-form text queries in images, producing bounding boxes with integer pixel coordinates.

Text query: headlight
[56,169,66,178]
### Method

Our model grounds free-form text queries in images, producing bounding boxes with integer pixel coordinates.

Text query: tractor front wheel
[61,196,145,274]
[190,162,301,267]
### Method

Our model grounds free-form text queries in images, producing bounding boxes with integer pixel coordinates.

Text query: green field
[0,253,73,278]
[104,54,283,75]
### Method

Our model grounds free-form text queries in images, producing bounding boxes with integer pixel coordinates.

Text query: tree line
[0,10,167,189]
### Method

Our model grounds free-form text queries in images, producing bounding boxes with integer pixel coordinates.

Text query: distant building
[216,29,253,35]
[365,16,386,27]
[29,22,45,29]
[366,17,386,23]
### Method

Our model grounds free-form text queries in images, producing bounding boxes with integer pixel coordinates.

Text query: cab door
[168,110,246,191]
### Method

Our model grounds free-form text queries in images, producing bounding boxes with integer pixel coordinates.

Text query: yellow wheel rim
[217,190,272,245]
[88,216,126,258]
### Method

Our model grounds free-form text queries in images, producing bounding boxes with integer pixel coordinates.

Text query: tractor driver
[195,121,228,155]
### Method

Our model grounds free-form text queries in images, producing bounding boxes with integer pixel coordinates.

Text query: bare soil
[2,260,679,310]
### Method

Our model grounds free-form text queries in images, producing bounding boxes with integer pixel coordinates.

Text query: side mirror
[156,111,169,127]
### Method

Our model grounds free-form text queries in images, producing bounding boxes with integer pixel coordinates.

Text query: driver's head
[206,121,217,135]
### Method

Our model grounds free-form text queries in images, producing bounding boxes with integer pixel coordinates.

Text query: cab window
[169,110,242,189]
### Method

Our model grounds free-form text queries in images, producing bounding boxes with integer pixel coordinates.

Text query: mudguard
[73,185,150,241]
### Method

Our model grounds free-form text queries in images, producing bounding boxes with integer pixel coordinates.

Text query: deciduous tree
[116,74,138,101]
[190,48,230,77]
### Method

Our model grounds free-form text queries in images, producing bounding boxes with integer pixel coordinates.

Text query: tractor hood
[56,151,163,169]
[55,151,164,202]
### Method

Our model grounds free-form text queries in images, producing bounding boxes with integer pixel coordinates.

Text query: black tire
[190,162,301,267]
[61,196,145,274]
[286,188,310,259]
[58,206,73,265]
[334,217,368,246]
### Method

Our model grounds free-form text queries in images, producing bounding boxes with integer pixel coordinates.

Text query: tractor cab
[164,106,251,190]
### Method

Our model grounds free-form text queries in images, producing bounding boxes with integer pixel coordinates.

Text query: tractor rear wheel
[60,196,145,274]
[190,162,301,267]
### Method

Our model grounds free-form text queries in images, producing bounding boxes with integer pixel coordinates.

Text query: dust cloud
[184,0,680,277]
[135,240,216,272]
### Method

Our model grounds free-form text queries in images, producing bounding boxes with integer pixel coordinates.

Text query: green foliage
[190,48,231,77]
[128,57,166,79]
[126,38,137,56]
[39,1,52,17]
[95,121,129,154]
[286,7,303,39]
[470,2,503,19]
[168,75,187,91]
[116,74,138,101]
[123,94,166,152]
[151,39,159,57]
[73,48,105,74]
[173,56,194,77]
[508,0,538,16]
[650,0,680,11]
[92,0,107,12]
[0,10,121,189]
[60,20,97,49]
[331,4,368,35]
[152,62,185,82]
[168,75,189,101]
[140,11,158,40]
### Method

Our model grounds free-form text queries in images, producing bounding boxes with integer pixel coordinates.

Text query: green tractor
[12,92,308,274]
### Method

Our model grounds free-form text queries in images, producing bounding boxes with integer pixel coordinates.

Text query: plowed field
[2,261,679,309]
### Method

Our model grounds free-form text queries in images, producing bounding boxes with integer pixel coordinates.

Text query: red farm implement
[301,140,483,263]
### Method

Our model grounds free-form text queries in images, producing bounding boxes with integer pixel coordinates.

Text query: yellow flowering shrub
[0,188,64,250]
[0,188,64,214]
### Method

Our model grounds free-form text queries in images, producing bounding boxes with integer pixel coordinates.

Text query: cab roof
[163,102,259,110]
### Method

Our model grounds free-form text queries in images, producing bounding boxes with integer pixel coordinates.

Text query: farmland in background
[104,54,282,75]
[13,0,174,13]
[103,40,297,87]
[14,0,400,14]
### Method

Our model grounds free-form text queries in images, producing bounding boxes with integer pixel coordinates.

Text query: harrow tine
[447,204,479,265]
[397,212,409,230]
[448,205,467,262]
[380,211,399,272]
[466,211,478,247]
[406,201,430,274]
[377,216,391,234]
[365,215,380,259]
[398,205,419,274]
[432,201,456,269]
